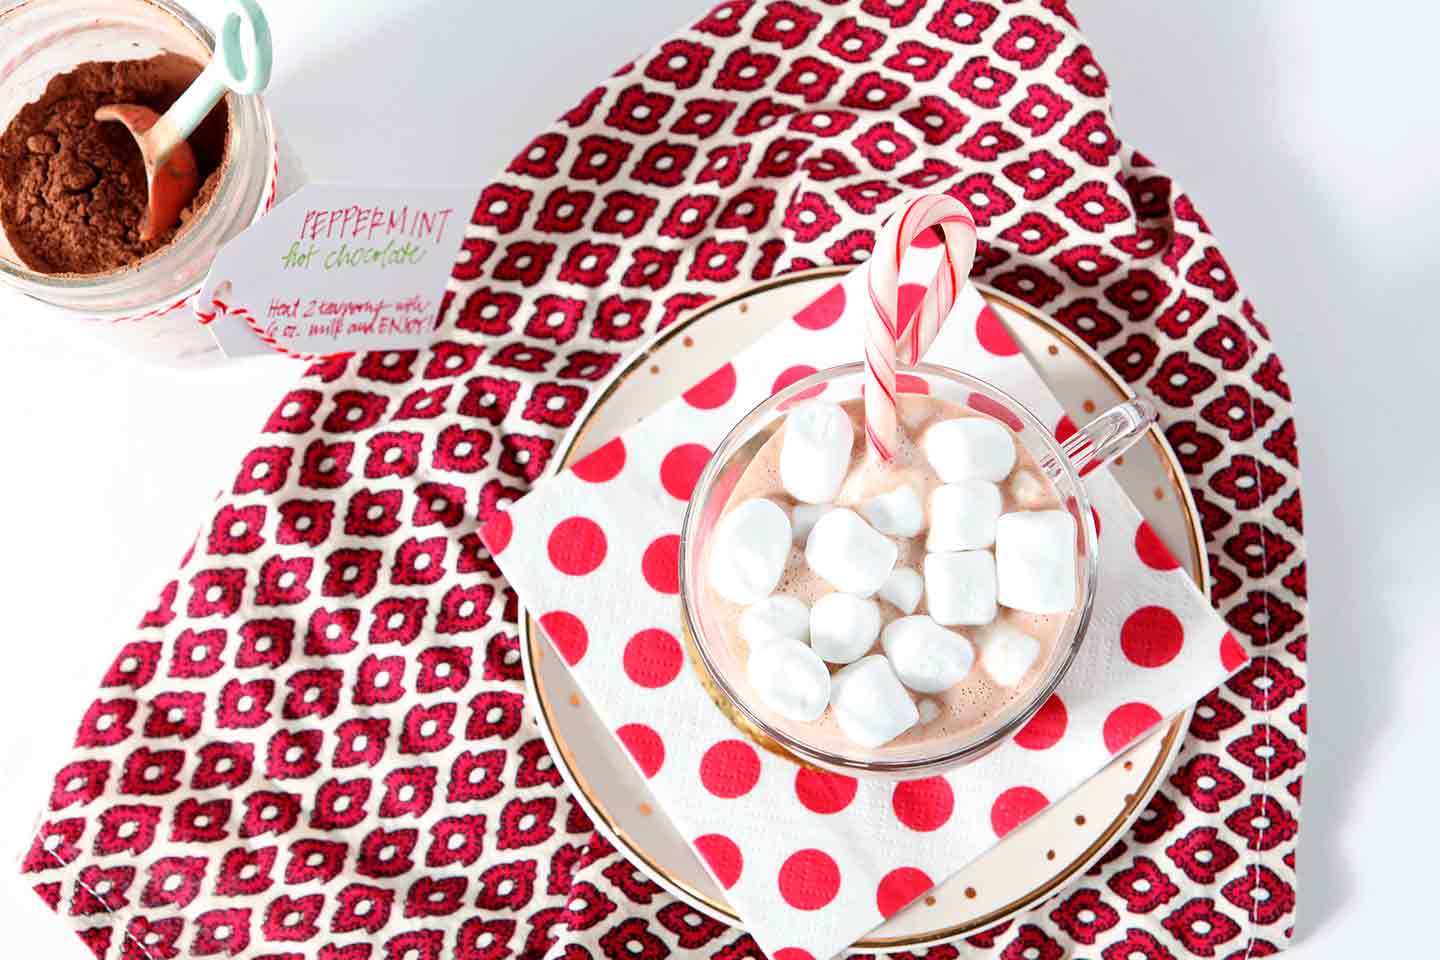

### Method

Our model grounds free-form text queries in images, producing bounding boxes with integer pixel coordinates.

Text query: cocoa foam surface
[703,395,1068,754]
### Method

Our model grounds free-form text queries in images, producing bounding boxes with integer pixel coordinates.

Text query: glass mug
[679,362,1157,778]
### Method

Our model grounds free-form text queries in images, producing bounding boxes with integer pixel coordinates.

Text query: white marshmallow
[879,568,924,615]
[927,480,1003,552]
[859,485,924,537]
[917,699,941,724]
[747,639,831,722]
[791,503,833,543]
[709,499,792,605]
[739,595,809,649]
[977,622,1042,688]
[995,511,1077,614]
[805,509,897,597]
[924,551,998,626]
[809,593,881,664]
[780,401,854,504]
[881,615,976,693]
[829,655,919,748]
[924,417,1017,483]
[1009,469,1052,509]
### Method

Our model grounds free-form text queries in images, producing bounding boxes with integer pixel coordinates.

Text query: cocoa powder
[0,53,230,276]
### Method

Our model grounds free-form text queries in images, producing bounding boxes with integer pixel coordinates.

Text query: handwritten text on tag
[199,183,473,358]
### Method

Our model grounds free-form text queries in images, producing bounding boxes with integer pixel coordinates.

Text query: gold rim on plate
[521,267,1205,947]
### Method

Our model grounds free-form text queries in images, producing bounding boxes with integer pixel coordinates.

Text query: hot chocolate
[704,394,1078,751]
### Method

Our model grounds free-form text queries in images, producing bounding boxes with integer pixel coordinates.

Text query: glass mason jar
[680,362,1157,778]
[0,0,277,364]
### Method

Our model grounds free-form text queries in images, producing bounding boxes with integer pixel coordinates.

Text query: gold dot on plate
[925,896,937,907]
[1047,344,1059,356]
[1082,399,1096,414]
[1114,455,1125,467]
[1046,850,1056,861]
[1124,793,1135,805]
[650,364,660,375]
[1153,487,1165,501]
[1075,815,1087,826]
[964,887,977,899]
[682,336,694,348]
[1124,760,1134,771]
[738,302,749,313]
[568,693,581,707]
[638,803,653,816]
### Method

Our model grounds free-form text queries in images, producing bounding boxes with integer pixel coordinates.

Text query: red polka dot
[547,517,608,575]
[1055,414,1077,443]
[484,512,512,554]
[892,776,954,832]
[1063,496,1104,555]
[622,629,683,688]
[897,282,925,330]
[1103,702,1163,754]
[876,866,933,919]
[773,950,814,960]
[699,740,761,799]
[615,723,665,778]
[794,283,845,330]
[990,786,1048,838]
[772,364,823,402]
[976,304,1020,356]
[683,363,737,410]
[640,535,681,595]
[538,611,587,666]
[572,437,626,483]
[693,834,743,889]
[895,372,930,394]
[1220,631,1248,672]
[1135,522,1181,571]
[1065,495,1083,541]
[968,392,1024,431]
[794,768,858,815]
[659,444,711,500]
[777,849,841,910]
[1013,694,1067,750]
[1120,606,1185,668]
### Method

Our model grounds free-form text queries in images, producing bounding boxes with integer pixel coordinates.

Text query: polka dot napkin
[482,252,1238,960]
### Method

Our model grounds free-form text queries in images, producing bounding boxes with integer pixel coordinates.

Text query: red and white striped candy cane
[864,194,978,461]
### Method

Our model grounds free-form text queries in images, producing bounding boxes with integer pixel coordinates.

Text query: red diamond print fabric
[22,2,1307,958]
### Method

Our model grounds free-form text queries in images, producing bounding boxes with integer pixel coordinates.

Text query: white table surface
[1,2,1435,957]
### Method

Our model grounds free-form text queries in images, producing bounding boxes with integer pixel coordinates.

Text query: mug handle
[1042,398,1158,479]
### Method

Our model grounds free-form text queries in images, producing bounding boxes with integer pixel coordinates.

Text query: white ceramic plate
[520,268,1206,951]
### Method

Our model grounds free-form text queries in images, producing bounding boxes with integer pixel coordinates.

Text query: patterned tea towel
[19,2,1307,958]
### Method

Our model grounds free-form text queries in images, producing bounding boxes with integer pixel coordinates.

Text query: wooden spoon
[95,0,273,241]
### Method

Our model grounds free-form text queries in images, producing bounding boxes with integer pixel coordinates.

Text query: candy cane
[864,194,978,461]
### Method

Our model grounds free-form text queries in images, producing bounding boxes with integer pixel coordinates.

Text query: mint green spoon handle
[160,0,273,142]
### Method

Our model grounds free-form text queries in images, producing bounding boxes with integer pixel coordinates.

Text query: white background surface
[1,2,1435,957]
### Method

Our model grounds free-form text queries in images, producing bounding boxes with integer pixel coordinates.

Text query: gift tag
[198,183,472,358]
